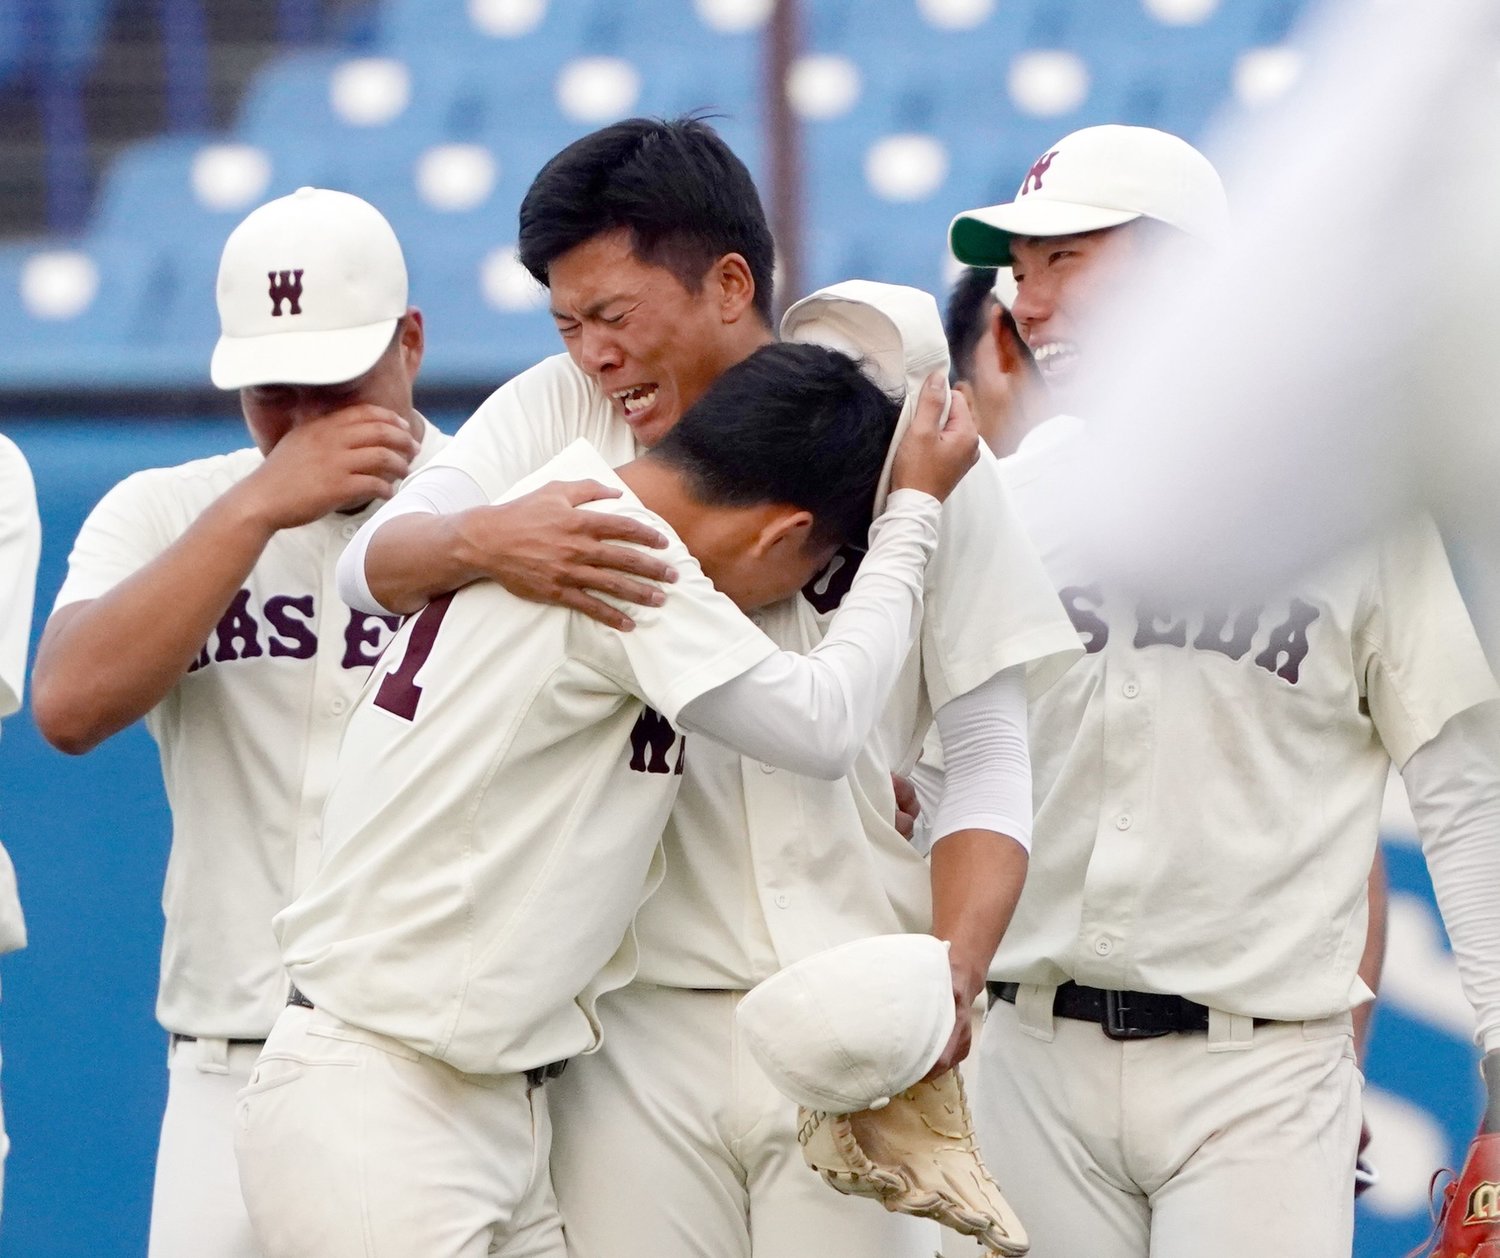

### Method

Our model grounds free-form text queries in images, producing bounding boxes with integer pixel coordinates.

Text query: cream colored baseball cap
[211,186,408,390]
[781,279,950,516]
[736,935,955,1114]
[950,125,1229,268]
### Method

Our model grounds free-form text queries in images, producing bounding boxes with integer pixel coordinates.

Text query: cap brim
[950,201,1143,266]
[209,317,399,390]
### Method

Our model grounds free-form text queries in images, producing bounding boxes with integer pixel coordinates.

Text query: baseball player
[944,123,1500,1255]
[30,187,447,1257]
[944,265,1046,456]
[0,434,39,1218]
[235,340,980,1258]
[338,116,1080,1257]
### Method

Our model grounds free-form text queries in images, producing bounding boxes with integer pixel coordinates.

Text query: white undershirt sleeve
[678,489,940,780]
[336,465,489,614]
[1401,698,1500,1054]
[927,666,1032,851]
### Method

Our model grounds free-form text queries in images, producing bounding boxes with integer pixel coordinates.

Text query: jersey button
[1122,681,1140,699]
[1094,938,1113,956]
[1115,814,1132,831]
[330,698,348,716]
[760,762,776,774]
[774,893,790,909]
[341,522,358,540]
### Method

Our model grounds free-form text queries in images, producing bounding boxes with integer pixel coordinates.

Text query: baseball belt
[285,986,567,1089]
[988,980,1269,1040]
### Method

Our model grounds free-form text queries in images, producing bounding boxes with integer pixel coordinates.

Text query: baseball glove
[1416,1052,1500,1257]
[797,1068,1028,1255]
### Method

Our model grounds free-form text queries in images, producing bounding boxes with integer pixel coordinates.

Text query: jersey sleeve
[51,470,174,612]
[574,502,778,724]
[920,449,1081,710]
[0,438,40,716]
[421,354,604,499]
[1357,514,1500,768]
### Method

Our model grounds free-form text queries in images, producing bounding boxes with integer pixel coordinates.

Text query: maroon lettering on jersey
[1254,598,1320,684]
[213,588,265,663]
[342,609,403,670]
[1059,583,1108,654]
[373,593,454,721]
[629,707,683,774]
[264,595,318,659]
[187,640,212,673]
[1193,606,1261,661]
[801,546,865,615]
[267,270,304,317]
[1021,150,1059,196]
[1133,600,1188,649]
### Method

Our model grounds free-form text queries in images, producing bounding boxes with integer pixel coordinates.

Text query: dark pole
[764,0,803,319]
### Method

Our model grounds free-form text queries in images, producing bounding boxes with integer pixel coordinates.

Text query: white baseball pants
[148,1035,263,1258]
[548,983,941,1258]
[234,1005,564,1258]
[972,988,1363,1258]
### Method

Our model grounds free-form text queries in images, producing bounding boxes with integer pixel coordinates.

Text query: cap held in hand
[736,934,955,1115]
[211,186,408,390]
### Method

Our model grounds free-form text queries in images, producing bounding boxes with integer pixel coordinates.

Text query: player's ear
[398,307,425,378]
[750,507,815,558]
[992,306,1025,378]
[713,253,757,325]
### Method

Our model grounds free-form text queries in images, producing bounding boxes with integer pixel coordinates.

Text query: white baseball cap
[781,279,950,516]
[736,934,955,1114]
[949,125,1229,268]
[210,186,408,390]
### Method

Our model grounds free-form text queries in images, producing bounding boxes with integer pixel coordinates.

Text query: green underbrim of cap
[950,216,1019,268]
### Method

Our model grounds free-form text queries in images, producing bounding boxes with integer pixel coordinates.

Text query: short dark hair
[518,116,775,324]
[945,266,998,382]
[648,342,899,550]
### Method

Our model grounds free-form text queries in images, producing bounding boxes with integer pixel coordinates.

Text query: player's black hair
[517,115,775,324]
[945,266,998,382]
[648,342,900,550]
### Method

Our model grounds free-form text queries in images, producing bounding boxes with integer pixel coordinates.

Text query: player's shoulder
[98,447,262,513]
[471,353,608,423]
[0,435,36,498]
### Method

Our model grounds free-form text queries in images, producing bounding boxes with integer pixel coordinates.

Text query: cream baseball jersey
[52,421,448,1038]
[994,416,1500,1019]
[387,320,1079,989]
[276,441,783,1076]
[0,436,39,955]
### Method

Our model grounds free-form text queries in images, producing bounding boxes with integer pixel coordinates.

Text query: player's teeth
[623,389,657,415]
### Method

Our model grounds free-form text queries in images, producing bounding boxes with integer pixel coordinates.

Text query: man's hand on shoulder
[451,479,678,632]
[239,406,420,532]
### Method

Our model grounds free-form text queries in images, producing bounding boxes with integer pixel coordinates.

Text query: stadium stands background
[0,1,1480,1253]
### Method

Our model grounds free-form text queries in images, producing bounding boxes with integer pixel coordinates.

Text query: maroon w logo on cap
[267,270,304,317]
[1021,150,1059,196]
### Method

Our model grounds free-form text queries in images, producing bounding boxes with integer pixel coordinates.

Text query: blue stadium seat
[377,0,602,60]
[401,231,562,384]
[0,237,199,388]
[37,0,115,76]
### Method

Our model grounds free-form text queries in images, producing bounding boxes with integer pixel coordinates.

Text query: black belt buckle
[525,1060,568,1089]
[1103,989,1171,1041]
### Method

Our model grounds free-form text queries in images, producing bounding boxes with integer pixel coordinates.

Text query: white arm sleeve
[927,665,1032,851]
[336,465,489,614]
[1402,699,1500,1053]
[678,489,940,780]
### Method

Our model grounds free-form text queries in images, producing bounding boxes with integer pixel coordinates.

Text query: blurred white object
[1143,0,1220,26]
[190,144,272,212]
[1059,0,1500,649]
[1007,50,1091,118]
[555,56,641,124]
[694,0,773,34]
[1232,46,1305,107]
[480,245,547,312]
[786,54,861,121]
[917,0,993,31]
[468,0,546,38]
[329,57,411,127]
[20,251,99,321]
[864,134,949,202]
[415,144,498,212]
